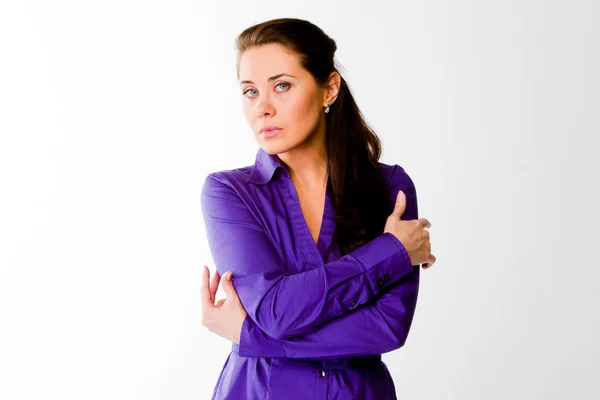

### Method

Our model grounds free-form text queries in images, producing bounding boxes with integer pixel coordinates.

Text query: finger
[390,191,406,219]
[210,268,221,304]
[215,299,226,308]
[423,254,436,269]
[200,265,212,311]
[220,271,237,300]
[418,218,431,229]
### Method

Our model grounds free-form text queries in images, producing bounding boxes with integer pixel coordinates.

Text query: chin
[259,145,284,155]
[257,140,293,155]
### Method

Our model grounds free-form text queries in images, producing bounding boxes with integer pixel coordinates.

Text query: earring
[324,104,330,114]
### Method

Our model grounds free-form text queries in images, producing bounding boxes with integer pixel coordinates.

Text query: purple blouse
[200,147,420,399]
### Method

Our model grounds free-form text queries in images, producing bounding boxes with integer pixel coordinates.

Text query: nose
[255,96,275,118]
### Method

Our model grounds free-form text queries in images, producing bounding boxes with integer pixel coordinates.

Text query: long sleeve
[238,268,418,359]
[200,171,414,340]
[236,165,420,359]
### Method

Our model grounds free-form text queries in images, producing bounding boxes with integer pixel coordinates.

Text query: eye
[275,82,290,91]
[243,88,258,98]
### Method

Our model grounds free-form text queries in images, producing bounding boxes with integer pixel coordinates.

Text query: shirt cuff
[350,232,414,296]
[237,315,286,358]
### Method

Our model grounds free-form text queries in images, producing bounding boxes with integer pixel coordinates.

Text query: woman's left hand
[200,265,248,344]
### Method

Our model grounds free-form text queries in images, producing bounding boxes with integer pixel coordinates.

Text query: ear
[323,71,341,107]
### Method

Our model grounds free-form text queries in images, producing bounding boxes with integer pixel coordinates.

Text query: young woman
[200,18,436,400]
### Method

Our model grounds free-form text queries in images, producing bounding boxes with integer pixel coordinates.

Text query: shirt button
[350,300,357,307]
[384,273,390,281]
[378,278,384,286]
[319,370,326,378]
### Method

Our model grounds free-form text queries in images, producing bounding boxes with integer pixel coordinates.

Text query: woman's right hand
[384,190,436,269]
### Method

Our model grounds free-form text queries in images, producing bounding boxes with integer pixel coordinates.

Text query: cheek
[242,102,256,125]
[286,96,318,126]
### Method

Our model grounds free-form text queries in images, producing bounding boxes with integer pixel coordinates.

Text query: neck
[278,139,328,188]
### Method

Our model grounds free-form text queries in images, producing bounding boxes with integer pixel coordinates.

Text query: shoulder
[376,161,416,191]
[200,165,259,210]
[377,161,418,218]
[202,164,256,193]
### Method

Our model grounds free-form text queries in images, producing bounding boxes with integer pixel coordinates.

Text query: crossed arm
[200,165,420,359]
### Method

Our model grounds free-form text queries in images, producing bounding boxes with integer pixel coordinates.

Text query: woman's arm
[200,166,415,340]
[236,269,418,359]
[235,166,420,358]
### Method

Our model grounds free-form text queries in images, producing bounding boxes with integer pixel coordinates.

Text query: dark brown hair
[235,18,391,257]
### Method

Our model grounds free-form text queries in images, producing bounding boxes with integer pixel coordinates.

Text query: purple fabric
[201,147,420,399]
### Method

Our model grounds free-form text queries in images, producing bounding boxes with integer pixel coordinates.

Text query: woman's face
[238,43,326,155]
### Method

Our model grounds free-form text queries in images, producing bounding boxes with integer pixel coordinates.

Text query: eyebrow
[239,73,296,85]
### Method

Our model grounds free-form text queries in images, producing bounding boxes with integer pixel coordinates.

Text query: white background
[1,1,598,399]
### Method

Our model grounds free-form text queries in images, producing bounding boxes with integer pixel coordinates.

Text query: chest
[246,177,339,271]
[293,181,326,245]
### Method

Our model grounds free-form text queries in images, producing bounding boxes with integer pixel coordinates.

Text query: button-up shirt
[200,147,420,399]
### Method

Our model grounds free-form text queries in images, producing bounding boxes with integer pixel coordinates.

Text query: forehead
[238,43,305,82]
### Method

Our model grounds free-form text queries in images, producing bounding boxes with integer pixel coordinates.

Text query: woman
[200,18,436,400]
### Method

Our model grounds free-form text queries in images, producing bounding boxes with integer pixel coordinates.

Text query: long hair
[235,18,391,257]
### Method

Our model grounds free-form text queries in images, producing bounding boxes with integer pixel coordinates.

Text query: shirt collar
[246,147,287,185]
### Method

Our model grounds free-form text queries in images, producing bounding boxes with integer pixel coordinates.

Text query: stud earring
[324,104,330,113]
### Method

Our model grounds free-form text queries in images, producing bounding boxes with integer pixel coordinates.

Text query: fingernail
[226,272,232,280]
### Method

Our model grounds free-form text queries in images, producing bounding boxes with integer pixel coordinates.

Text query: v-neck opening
[313,210,326,247]
[284,177,330,264]
[300,192,327,247]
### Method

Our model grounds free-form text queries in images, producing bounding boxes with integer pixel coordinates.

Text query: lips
[260,129,282,138]
[260,126,282,133]
[259,126,283,138]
